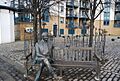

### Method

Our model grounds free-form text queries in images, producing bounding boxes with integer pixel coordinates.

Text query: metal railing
[66,1,78,7]
[115,17,120,20]
[66,23,79,28]
[66,14,78,18]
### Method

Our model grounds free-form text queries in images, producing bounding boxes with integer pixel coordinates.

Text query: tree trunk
[39,12,42,40]
[33,12,38,45]
[33,0,39,45]
[89,19,94,47]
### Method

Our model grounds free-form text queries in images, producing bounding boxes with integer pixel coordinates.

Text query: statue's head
[42,32,48,42]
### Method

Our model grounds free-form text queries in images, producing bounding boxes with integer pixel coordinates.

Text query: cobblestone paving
[0,56,26,81]
[0,41,26,81]
[0,36,120,81]
[0,41,25,65]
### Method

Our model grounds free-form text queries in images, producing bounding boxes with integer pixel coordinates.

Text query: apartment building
[12,0,120,40]
[94,0,120,35]
[13,0,90,40]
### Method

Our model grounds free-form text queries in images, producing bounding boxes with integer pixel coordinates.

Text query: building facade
[12,0,120,40]
[94,0,120,35]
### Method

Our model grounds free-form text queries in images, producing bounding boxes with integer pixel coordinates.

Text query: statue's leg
[34,62,44,81]
[29,59,36,71]
[43,58,56,77]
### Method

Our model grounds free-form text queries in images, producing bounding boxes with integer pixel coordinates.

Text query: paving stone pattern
[0,41,25,65]
[0,57,26,81]
[0,36,120,81]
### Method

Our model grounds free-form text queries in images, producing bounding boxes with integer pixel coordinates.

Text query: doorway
[53,24,57,37]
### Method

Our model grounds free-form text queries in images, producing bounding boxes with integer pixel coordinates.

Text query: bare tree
[31,0,63,45]
[15,0,63,45]
[84,0,116,47]
[83,0,104,47]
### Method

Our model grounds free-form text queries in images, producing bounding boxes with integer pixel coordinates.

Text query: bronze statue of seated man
[32,32,57,81]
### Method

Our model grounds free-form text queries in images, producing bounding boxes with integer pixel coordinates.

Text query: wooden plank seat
[52,61,97,68]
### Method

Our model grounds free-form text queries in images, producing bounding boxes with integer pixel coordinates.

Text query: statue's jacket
[33,39,53,64]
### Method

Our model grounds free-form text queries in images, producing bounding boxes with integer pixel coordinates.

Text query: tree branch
[94,8,104,19]
[84,0,90,19]
[94,0,101,10]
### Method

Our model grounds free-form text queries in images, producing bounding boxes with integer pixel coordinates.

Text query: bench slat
[65,47,94,51]
[53,47,95,61]
[51,64,96,68]
[52,61,97,68]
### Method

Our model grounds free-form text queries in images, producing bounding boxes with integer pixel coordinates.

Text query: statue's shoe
[44,76,62,81]
[53,76,63,80]
[94,76,100,81]
[44,76,53,80]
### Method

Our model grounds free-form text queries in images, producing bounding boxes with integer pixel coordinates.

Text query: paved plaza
[0,36,120,81]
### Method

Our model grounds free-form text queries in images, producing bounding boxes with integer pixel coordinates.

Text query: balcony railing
[66,14,78,18]
[66,1,78,7]
[79,14,88,19]
[15,17,32,23]
[80,5,89,9]
[115,0,120,2]
[115,17,120,20]
[115,7,120,11]
[66,23,79,28]
[114,24,120,27]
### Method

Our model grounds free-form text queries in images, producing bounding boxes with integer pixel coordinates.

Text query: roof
[0,5,17,11]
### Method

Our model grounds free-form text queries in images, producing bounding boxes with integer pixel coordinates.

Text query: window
[104,12,110,20]
[104,12,110,25]
[115,13,120,20]
[61,6,64,12]
[114,21,120,27]
[104,20,109,25]
[68,29,75,34]
[43,9,49,22]
[60,29,64,34]
[103,2,110,26]
[81,10,86,17]
[60,17,64,23]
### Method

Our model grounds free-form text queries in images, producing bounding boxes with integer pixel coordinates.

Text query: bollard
[111,38,115,41]
[117,37,120,39]
[108,34,111,36]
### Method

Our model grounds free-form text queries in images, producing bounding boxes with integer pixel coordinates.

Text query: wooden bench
[23,35,104,80]
[51,46,101,80]
[24,46,101,80]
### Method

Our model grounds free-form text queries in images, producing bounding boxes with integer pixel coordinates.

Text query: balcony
[79,14,88,19]
[80,3,90,9]
[80,1,90,9]
[115,7,120,12]
[66,1,78,8]
[80,5,90,9]
[66,23,79,28]
[115,0,120,3]
[115,17,120,20]
[15,16,31,23]
[66,14,78,18]
[114,24,120,27]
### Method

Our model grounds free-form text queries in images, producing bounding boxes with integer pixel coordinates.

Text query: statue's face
[42,32,48,42]
[43,36,48,42]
